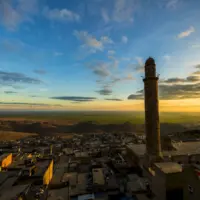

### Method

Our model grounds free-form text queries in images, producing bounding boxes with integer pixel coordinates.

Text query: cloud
[4,91,17,94]
[74,30,113,53]
[100,36,114,44]
[93,67,110,77]
[87,60,119,78]
[111,74,135,84]
[128,67,200,100]
[0,71,42,86]
[33,69,47,75]
[18,0,38,13]
[50,96,97,102]
[90,0,137,24]
[43,6,80,22]
[105,98,123,101]
[0,0,38,30]
[101,8,110,23]
[159,83,200,100]
[89,57,133,96]
[177,26,195,39]
[112,0,136,23]
[39,88,48,92]
[96,87,112,95]
[107,57,119,68]
[108,50,115,55]
[111,77,122,84]
[12,85,24,90]
[166,0,179,9]
[195,64,200,69]
[191,44,200,49]
[30,95,40,98]
[121,57,131,61]
[160,78,185,84]
[122,36,128,44]
[91,61,134,97]
[130,57,144,72]
[160,75,200,84]
[186,76,200,82]
[0,102,62,107]
[96,80,103,84]
[54,52,64,56]
[192,71,200,76]
[135,57,144,67]
[1,39,25,52]
[74,31,103,52]
[163,55,171,61]
[90,61,111,77]
[128,94,143,100]
[124,74,135,81]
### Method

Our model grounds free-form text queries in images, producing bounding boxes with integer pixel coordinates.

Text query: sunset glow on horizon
[1,99,200,112]
[0,0,200,112]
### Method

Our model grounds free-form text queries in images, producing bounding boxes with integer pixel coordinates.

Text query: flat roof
[0,173,10,186]
[92,168,105,185]
[62,172,77,186]
[48,188,69,200]
[169,141,200,156]
[127,141,200,157]
[0,184,29,200]
[78,173,87,185]
[0,176,18,192]
[50,167,65,185]
[127,144,146,157]
[75,152,89,158]
[77,173,88,194]
[127,175,147,193]
[63,148,73,155]
[154,162,182,174]
[127,181,145,193]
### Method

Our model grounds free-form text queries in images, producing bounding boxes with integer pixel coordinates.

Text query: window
[188,185,194,194]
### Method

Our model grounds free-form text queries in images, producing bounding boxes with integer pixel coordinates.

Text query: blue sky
[0,0,200,111]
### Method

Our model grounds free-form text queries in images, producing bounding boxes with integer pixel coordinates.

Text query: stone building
[127,57,200,200]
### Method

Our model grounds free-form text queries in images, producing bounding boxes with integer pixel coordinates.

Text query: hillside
[0,119,196,136]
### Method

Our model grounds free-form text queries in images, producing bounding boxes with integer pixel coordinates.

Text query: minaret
[143,57,162,162]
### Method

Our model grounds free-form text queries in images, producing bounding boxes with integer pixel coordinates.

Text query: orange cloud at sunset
[1,99,200,112]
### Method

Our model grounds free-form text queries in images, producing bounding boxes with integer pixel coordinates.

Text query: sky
[0,0,200,111]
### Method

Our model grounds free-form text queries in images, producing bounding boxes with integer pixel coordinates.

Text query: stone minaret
[143,57,162,161]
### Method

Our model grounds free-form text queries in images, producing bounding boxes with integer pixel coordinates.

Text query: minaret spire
[143,57,162,161]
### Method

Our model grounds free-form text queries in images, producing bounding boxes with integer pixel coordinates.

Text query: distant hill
[0,131,37,141]
[0,120,198,136]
